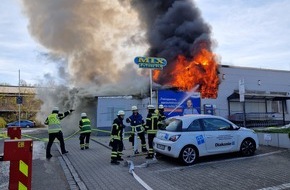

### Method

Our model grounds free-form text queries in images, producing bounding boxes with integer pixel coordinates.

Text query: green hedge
[254,127,290,138]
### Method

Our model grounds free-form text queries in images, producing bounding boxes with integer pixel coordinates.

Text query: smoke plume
[20,0,149,131]
[131,0,218,89]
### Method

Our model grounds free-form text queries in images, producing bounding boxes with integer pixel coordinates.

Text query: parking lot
[95,137,290,190]
[130,145,290,190]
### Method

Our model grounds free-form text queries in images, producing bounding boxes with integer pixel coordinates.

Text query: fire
[153,44,219,98]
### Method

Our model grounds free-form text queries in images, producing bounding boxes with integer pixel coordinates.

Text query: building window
[272,101,287,114]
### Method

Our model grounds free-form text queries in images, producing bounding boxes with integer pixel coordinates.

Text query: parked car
[153,114,259,165]
[6,120,36,128]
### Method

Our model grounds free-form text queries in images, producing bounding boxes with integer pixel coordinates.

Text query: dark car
[6,120,36,128]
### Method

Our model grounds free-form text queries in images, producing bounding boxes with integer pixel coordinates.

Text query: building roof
[227,92,290,101]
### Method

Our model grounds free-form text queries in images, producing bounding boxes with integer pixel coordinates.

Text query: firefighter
[110,110,125,165]
[126,106,148,154]
[45,107,74,159]
[144,105,158,159]
[158,104,166,129]
[79,113,92,150]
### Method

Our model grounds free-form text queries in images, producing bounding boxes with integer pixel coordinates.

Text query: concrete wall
[257,132,290,149]
[96,96,151,128]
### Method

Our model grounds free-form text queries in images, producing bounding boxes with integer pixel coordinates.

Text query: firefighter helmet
[131,106,138,111]
[147,105,155,109]
[158,104,164,109]
[81,113,87,117]
[117,110,125,116]
[52,107,59,112]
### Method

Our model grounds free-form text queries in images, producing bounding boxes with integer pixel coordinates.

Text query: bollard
[3,139,33,190]
[7,127,21,139]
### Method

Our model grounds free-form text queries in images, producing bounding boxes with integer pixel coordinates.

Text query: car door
[186,119,206,154]
[202,118,238,153]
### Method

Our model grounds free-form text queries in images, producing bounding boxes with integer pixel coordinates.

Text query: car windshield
[163,118,182,132]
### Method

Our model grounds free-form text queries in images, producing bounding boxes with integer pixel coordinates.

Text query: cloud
[195,0,290,70]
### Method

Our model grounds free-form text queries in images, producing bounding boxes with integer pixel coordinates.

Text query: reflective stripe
[80,129,92,133]
[111,151,117,158]
[18,181,27,190]
[111,135,120,140]
[19,160,28,177]
[147,130,157,134]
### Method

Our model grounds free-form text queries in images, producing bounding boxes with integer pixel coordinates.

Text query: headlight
[169,135,181,142]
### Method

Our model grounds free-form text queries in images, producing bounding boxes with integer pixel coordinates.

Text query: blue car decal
[196,135,205,145]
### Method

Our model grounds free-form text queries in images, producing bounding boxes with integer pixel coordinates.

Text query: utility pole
[18,70,21,126]
[149,69,153,105]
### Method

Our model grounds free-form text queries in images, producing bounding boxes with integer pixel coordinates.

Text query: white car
[153,114,259,165]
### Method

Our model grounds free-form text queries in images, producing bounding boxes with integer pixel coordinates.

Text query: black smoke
[131,0,214,84]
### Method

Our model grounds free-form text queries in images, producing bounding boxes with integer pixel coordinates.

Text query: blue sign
[16,96,23,104]
[134,56,167,69]
[158,89,201,117]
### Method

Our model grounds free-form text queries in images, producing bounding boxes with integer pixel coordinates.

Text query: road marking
[258,183,290,190]
[153,150,286,173]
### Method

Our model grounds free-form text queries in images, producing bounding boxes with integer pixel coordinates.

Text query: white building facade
[96,65,290,128]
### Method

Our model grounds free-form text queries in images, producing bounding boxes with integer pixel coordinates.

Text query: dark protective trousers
[46,131,66,156]
[147,133,156,157]
[80,132,91,149]
[130,131,147,150]
[111,139,123,161]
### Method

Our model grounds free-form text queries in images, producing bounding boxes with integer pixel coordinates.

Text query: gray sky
[1,0,290,86]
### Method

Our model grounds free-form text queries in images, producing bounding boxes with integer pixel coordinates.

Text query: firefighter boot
[111,159,120,165]
[145,154,153,159]
[142,147,148,153]
[117,156,124,161]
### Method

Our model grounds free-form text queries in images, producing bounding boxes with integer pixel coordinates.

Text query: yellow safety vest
[47,113,61,133]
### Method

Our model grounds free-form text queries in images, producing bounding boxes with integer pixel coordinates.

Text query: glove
[70,109,75,112]
[126,118,130,123]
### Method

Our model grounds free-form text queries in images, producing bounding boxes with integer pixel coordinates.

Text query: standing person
[157,104,166,129]
[79,113,92,150]
[144,105,158,159]
[110,110,125,165]
[183,99,199,115]
[126,106,148,154]
[45,107,74,159]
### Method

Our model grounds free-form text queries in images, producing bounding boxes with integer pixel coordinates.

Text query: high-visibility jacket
[45,111,70,134]
[111,117,124,140]
[79,118,92,133]
[128,113,144,133]
[46,113,61,133]
[145,112,158,134]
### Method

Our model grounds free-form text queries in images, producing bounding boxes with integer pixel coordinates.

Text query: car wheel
[26,125,30,128]
[240,138,256,156]
[179,145,198,165]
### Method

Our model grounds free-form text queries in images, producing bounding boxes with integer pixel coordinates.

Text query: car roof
[169,114,230,129]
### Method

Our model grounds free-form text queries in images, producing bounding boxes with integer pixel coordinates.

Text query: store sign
[134,56,167,69]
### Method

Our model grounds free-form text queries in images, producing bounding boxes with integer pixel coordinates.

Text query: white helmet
[131,106,138,111]
[147,105,155,109]
[53,107,59,112]
[81,113,87,117]
[117,110,125,116]
[158,104,164,109]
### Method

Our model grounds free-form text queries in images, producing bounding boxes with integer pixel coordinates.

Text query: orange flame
[153,45,219,98]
